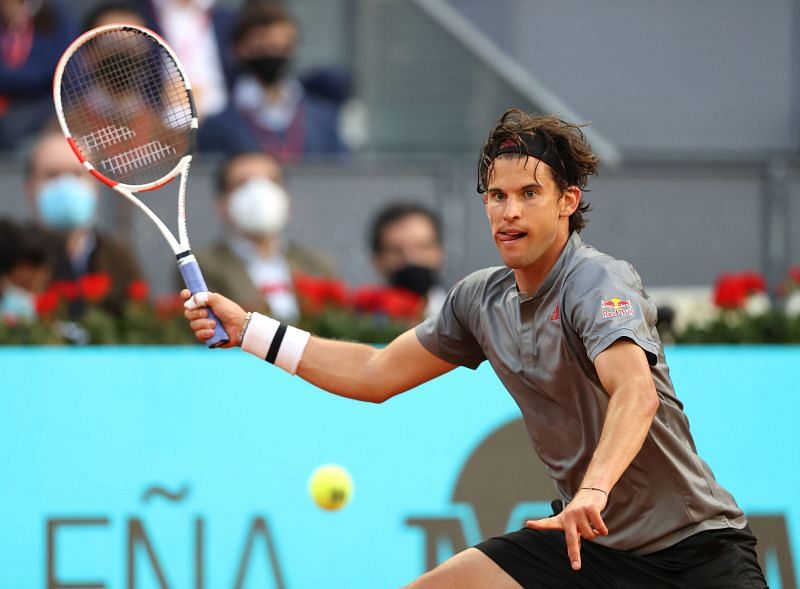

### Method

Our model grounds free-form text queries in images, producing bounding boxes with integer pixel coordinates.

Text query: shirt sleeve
[565,259,660,366]
[415,275,486,369]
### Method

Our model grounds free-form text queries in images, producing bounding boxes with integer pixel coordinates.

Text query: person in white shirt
[146,0,233,118]
[192,151,334,319]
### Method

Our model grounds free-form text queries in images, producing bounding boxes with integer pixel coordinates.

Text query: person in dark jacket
[199,1,346,161]
[0,0,76,150]
[25,131,143,317]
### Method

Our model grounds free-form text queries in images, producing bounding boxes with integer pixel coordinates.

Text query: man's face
[374,214,443,278]
[222,154,284,196]
[484,156,577,272]
[218,153,285,229]
[235,22,298,61]
[7,262,50,294]
[26,134,95,203]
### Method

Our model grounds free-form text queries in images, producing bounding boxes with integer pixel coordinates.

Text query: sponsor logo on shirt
[600,297,633,318]
[549,304,560,321]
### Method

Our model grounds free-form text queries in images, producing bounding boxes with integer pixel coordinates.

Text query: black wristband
[265,323,287,364]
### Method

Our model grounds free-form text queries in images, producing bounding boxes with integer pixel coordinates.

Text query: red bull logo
[601,297,634,318]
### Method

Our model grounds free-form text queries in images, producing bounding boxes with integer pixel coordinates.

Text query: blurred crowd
[0,0,352,158]
[0,131,447,332]
[0,0,448,337]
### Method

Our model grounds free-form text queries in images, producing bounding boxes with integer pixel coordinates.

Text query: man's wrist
[579,486,608,498]
[240,311,254,345]
[240,312,310,375]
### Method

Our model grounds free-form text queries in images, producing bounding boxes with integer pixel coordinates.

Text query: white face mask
[227,178,290,237]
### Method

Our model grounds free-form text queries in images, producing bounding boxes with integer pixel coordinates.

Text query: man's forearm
[289,329,455,404]
[580,378,658,495]
[297,336,394,403]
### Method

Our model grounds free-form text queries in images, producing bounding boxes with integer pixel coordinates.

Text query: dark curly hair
[233,2,298,47]
[477,108,599,233]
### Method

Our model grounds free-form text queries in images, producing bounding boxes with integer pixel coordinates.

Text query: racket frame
[53,24,229,347]
[52,23,197,257]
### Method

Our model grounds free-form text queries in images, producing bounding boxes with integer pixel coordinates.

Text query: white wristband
[241,313,310,375]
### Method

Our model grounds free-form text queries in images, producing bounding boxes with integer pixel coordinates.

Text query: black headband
[491,133,565,182]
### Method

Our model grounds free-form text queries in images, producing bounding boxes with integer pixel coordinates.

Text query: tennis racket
[53,24,228,347]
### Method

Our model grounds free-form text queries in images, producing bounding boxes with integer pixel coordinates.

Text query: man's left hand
[524,488,609,572]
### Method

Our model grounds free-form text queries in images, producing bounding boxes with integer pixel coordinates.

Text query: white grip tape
[241,313,310,375]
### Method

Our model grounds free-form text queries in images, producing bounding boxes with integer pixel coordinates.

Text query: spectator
[194,151,334,320]
[0,218,52,322]
[25,131,143,317]
[200,1,346,161]
[0,0,76,150]
[369,202,447,317]
[83,1,147,29]
[141,0,236,119]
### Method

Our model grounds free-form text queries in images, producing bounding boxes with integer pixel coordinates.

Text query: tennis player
[183,108,767,588]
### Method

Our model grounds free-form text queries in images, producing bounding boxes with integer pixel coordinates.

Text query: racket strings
[59,28,193,187]
[64,38,163,123]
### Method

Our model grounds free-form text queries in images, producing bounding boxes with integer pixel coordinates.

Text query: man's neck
[1,1,28,27]
[231,233,280,259]
[255,234,279,257]
[263,81,285,104]
[513,228,571,296]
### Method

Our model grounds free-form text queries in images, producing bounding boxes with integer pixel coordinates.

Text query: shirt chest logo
[600,297,634,318]
[549,304,560,321]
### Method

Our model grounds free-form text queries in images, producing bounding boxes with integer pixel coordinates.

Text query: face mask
[243,55,291,85]
[37,175,97,230]
[389,264,438,296]
[1,283,36,322]
[228,178,290,237]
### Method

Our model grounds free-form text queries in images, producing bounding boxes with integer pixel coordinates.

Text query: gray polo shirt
[416,232,747,554]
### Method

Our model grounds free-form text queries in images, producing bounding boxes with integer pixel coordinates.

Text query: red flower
[50,280,80,301]
[294,274,349,311]
[323,279,348,306]
[35,289,60,316]
[789,267,800,285]
[739,271,766,293]
[351,285,385,312]
[127,280,150,302]
[79,273,112,303]
[379,288,424,320]
[713,271,766,309]
[294,274,326,311]
[351,285,425,320]
[155,294,184,320]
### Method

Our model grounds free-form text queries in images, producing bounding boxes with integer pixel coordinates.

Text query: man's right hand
[525,487,608,571]
[182,290,247,348]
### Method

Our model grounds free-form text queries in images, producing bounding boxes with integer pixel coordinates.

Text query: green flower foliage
[675,309,800,344]
[0,300,196,346]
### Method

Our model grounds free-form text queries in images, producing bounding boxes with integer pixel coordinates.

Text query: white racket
[53,24,228,347]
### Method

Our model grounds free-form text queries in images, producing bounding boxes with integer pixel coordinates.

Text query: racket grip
[178,256,230,348]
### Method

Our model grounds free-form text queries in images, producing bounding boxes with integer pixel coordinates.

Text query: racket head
[53,24,197,192]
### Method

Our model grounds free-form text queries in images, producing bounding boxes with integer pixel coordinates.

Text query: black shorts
[475,525,767,588]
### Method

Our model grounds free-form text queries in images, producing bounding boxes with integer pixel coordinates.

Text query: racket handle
[178,256,230,348]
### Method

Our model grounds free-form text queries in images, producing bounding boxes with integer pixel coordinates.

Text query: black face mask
[389,264,438,296]
[243,55,291,85]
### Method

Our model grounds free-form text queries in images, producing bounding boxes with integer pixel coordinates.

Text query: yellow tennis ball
[308,464,353,511]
